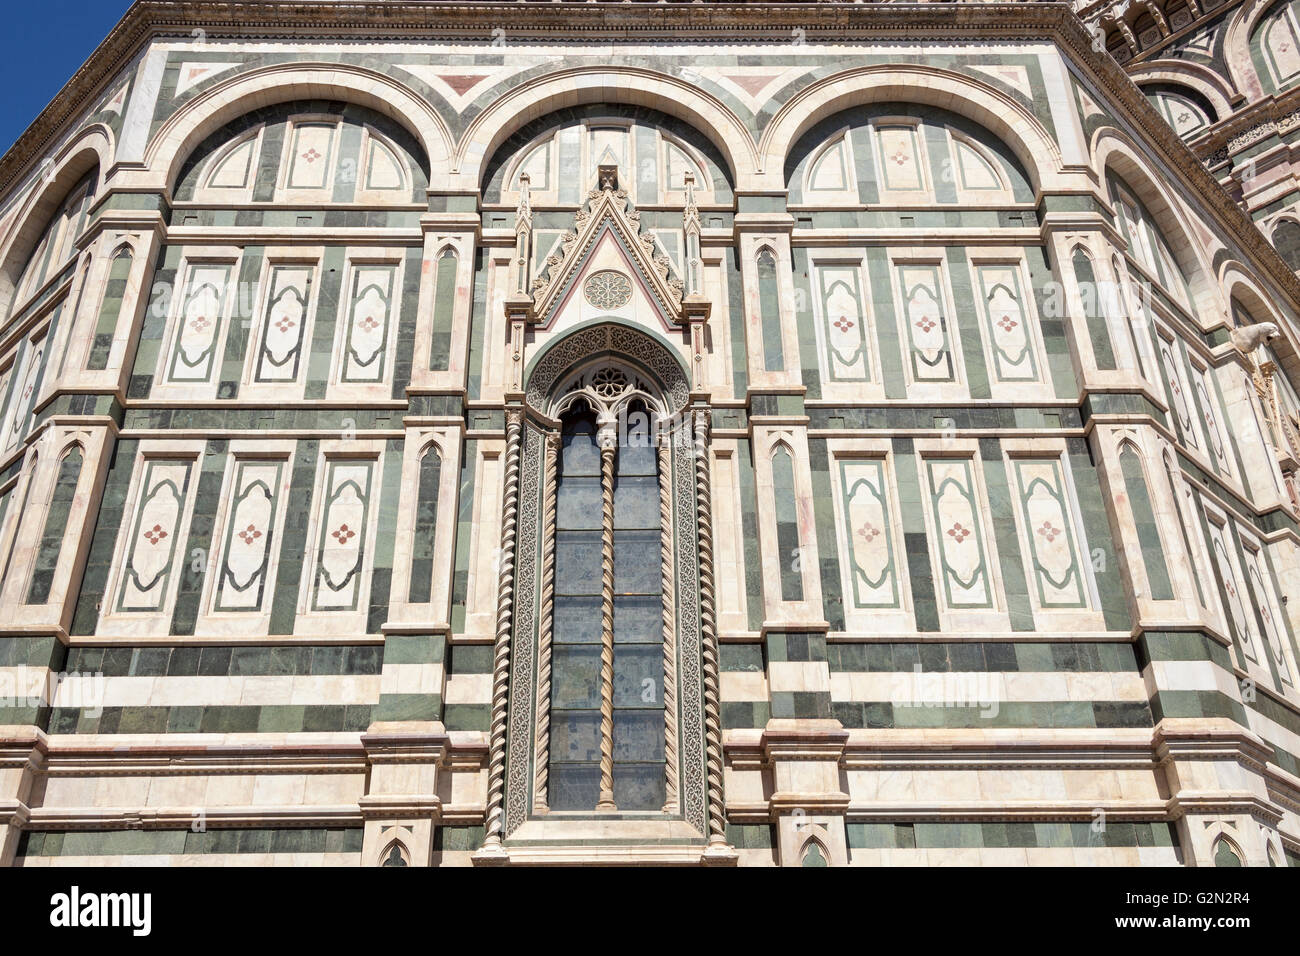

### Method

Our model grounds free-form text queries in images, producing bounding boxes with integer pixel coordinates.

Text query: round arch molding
[1091,129,1222,324]
[1128,61,1236,119]
[455,66,757,190]
[757,64,1067,194]
[0,126,111,317]
[139,63,455,194]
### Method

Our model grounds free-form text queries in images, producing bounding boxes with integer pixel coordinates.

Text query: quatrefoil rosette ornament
[583,269,633,310]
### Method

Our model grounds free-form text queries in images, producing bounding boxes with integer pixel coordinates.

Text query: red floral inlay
[357,316,380,332]
[331,524,357,544]
[190,315,211,333]
[301,148,321,164]
[997,315,1018,333]
[142,524,168,546]
[1036,521,1060,543]
[891,149,909,167]
[856,522,880,543]
[274,316,296,334]
[915,316,936,334]
[946,523,971,544]
[237,524,262,546]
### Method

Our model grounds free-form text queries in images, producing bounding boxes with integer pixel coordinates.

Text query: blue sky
[0,0,134,155]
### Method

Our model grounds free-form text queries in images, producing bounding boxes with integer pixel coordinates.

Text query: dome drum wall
[0,1,1297,868]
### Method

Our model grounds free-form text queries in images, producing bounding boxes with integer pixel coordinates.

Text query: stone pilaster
[359,729,449,867]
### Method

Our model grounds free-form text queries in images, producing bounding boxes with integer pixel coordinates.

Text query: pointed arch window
[86,245,133,371]
[1213,837,1244,867]
[1118,441,1173,601]
[27,446,83,604]
[1273,218,1300,272]
[1071,248,1118,371]
[547,371,670,812]
[407,443,442,605]
[500,323,719,844]
[772,444,804,601]
[757,247,784,373]
[11,172,96,316]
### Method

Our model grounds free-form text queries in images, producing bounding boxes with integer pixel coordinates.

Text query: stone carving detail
[1231,321,1280,357]
[504,420,544,837]
[660,440,679,815]
[530,182,683,319]
[484,409,524,848]
[693,409,726,844]
[526,323,689,412]
[583,269,633,309]
[532,433,559,812]
[500,325,709,839]
[597,436,617,810]
[674,419,708,836]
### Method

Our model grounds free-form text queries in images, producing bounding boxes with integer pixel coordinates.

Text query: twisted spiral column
[694,409,727,846]
[483,408,523,849]
[597,426,618,811]
[533,432,559,812]
[660,439,679,814]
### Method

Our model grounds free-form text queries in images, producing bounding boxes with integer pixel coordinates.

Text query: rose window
[583,270,633,309]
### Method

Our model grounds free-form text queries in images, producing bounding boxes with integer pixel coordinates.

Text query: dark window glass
[547,399,667,812]
[550,408,604,810]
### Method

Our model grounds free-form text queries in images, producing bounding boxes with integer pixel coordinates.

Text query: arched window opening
[548,395,667,812]
[801,839,829,867]
[772,444,803,602]
[380,842,409,867]
[1072,248,1118,371]
[429,248,458,372]
[27,446,83,604]
[408,444,442,604]
[757,248,784,373]
[1273,219,1300,272]
[1213,837,1243,867]
[1118,442,1173,601]
[10,171,96,317]
[86,246,133,371]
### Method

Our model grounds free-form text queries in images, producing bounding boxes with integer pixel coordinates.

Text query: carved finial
[516,172,532,233]
[513,173,533,298]
[682,171,703,299]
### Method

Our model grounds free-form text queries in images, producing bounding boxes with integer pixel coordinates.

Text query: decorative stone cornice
[1197,86,1300,169]
[1151,717,1276,774]
[1164,793,1286,827]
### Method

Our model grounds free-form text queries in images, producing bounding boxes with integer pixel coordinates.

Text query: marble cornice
[1196,87,1300,168]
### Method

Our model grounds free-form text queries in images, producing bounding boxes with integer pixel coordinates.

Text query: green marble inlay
[408,442,442,604]
[27,447,82,604]
[1072,248,1117,370]
[772,444,803,601]
[86,247,133,371]
[1119,442,1173,601]
[430,247,458,372]
[757,247,784,373]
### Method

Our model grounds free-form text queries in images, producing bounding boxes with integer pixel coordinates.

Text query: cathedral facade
[0,0,1299,866]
